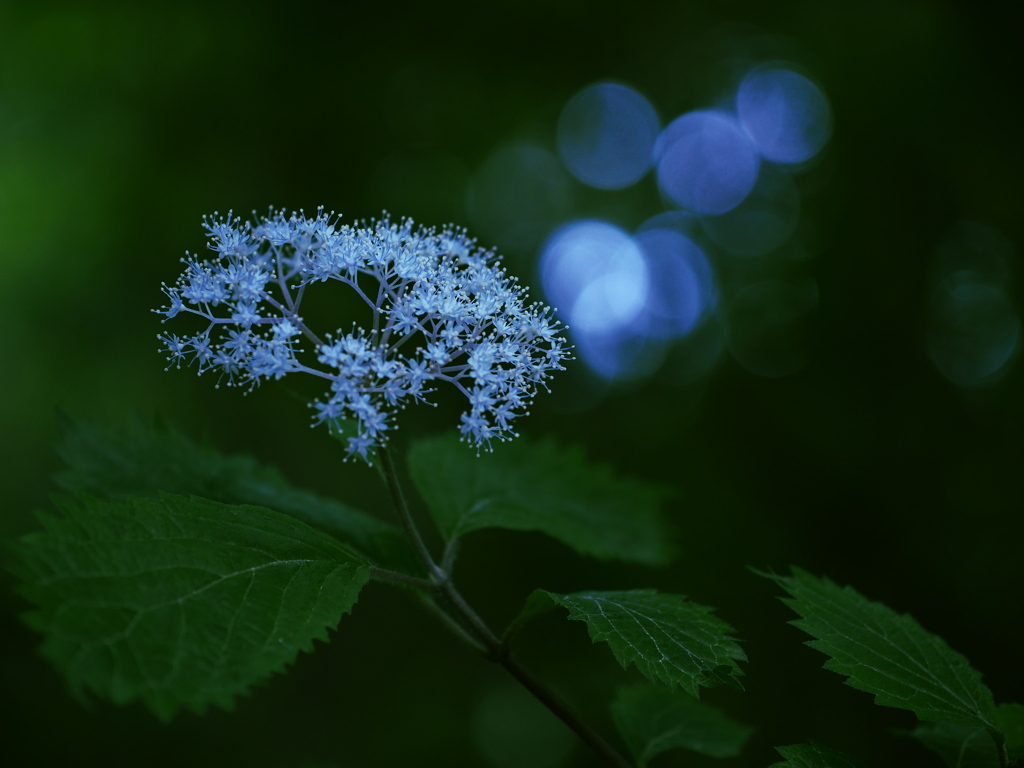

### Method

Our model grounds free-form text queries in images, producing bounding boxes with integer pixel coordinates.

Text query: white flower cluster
[156,208,570,456]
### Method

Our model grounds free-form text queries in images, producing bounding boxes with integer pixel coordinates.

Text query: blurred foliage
[2,1,1022,767]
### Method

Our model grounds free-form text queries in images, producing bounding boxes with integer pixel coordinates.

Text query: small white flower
[156,208,571,455]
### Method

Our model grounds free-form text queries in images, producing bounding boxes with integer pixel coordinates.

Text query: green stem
[434,577,633,768]
[436,578,503,651]
[441,537,460,576]
[414,592,489,655]
[374,444,635,768]
[500,653,635,768]
[378,446,443,580]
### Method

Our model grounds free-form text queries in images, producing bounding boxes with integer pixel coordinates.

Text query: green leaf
[769,743,864,768]
[11,493,370,720]
[53,415,415,572]
[906,721,1001,768]
[610,684,752,766]
[762,567,998,730]
[531,589,745,696]
[407,432,672,565]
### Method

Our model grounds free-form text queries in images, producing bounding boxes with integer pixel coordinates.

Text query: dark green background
[2,1,1021,766]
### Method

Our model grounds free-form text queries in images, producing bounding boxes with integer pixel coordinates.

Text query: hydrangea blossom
[156,208,570,457]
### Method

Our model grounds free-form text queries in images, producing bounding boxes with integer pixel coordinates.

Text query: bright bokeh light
[540,220,648,335]
[633,228,715,336]
[700,164,800,256]
[557,82,660,190]
[736,66,831,164]
[542,63,834,381]
[540,220,721,380]
[655,110,761,214]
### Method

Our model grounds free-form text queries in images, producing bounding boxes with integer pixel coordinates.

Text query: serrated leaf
[532,589,745,696]
[610,684,752,766]
[769,743,864,768]
[906,721,1001,768]
[53,415,415,572]
[11,493,370,720]
[407,433,672,565]
[763,567,998,730]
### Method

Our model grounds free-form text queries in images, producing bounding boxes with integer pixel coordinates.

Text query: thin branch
[500,654,635,768]
[377,445,442,579]
[436,579,503,652]
[436,578,633,768]
[441,538,460,576]
[415,593,489,655]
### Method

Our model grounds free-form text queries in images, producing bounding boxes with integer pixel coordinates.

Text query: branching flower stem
[156,209,570,459]
[376,445,635,768]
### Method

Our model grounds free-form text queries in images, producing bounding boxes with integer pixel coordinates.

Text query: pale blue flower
[156,208,570,456]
